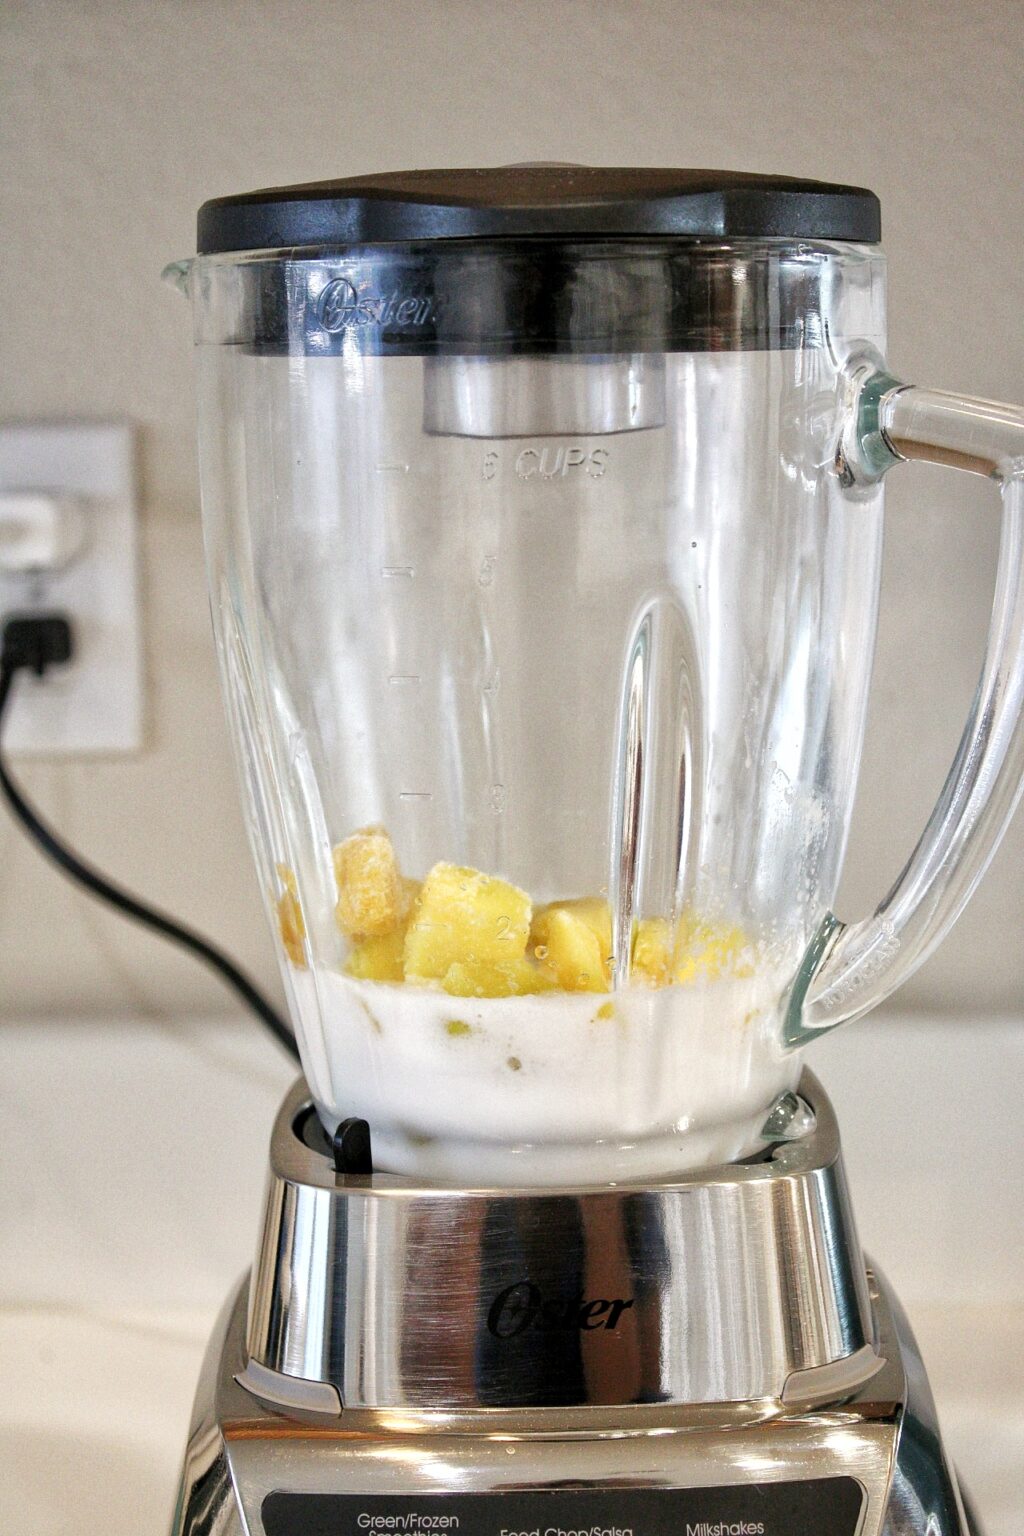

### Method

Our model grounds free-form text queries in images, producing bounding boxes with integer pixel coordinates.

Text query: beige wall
[1,0,1021,1022]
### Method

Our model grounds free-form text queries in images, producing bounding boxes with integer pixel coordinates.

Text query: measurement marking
[399,790,433,801]
[381,565,415,578]
[375,462,409,474]
[388,673,422,685]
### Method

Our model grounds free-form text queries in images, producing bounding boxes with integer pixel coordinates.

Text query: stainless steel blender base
[170,1073,970,1536]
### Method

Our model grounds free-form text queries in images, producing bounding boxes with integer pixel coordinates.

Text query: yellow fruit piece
[333,826,410,938]
[531,899,611,993]
[275,864,306,968]
[533,897,613,958]
[346,927,407,982]
[404,863,531,980]
[345,878,420,981]
[439,958,554,998]
[673,915,751,984]
[631,917,672,985]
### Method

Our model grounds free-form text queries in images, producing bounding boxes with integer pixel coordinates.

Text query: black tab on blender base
[333,1116,373,1175]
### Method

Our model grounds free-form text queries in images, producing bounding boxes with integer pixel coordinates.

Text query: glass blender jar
[173,168,1024,1183]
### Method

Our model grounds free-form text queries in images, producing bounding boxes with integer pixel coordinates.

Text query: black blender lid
[197,165,881,254]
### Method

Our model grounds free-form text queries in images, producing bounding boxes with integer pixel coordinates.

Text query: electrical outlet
[0,421,143,756]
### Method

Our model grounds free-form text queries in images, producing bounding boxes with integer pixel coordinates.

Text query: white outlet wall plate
[0,420,143,756]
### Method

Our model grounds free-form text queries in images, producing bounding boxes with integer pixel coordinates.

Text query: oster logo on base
[486,1280,635,1338]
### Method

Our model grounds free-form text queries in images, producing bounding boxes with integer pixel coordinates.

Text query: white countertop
[1,1014,1021,1534]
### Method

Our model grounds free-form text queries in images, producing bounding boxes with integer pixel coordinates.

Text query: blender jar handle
[793,366,1024,1039]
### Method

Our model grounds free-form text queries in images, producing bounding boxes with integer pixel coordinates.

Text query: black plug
[0,605,300,1064]
[1,613,74,678]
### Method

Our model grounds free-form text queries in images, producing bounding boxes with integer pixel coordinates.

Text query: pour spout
[161,258,193,297]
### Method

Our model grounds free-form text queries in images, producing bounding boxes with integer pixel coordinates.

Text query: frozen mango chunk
[404,863,531,980]
[531,898,612,992]
[549,897,613,956]
[673,914,752,984]
[631,917,672,985]
[275,865,306,968]
[440,957,554,998]
[345,879,420,981]
[531,898,612,958]
[333,827,411,938]
[346,927,407,983]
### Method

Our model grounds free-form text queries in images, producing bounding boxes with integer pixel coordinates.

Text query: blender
[168,167,1024,1535]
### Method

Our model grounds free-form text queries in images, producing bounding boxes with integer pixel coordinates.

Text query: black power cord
[0,613,299,1061]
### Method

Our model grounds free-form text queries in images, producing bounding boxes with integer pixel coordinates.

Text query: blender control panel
[262,1481,864,1536]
